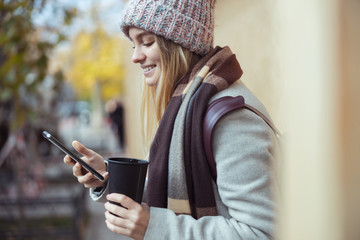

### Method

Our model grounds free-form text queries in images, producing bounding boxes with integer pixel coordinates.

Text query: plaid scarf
[146,46,243,219]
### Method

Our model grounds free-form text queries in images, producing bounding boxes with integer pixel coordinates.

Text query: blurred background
[0,0,359,240]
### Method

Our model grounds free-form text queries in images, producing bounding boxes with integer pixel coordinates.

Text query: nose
[132,47,145,63]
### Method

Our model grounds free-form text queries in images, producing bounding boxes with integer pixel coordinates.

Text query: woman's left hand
[104,193,150,240]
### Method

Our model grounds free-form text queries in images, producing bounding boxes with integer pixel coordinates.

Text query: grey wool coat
[91,80,280,240]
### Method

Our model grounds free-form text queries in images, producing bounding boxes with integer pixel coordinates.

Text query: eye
[143,41,154,47]
[130,41,135,49]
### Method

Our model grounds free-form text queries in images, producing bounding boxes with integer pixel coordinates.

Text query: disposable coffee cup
[107,157,149,204]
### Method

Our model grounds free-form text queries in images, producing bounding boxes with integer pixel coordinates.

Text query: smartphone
[42,131,105,182]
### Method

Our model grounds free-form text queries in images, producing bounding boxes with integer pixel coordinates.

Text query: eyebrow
[130,31,154,42]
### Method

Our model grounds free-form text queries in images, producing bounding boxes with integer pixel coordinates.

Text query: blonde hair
[141,36,200,154]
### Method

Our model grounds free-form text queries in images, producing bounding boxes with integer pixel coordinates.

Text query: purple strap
[203,96,280,182]
[203,96,245,182]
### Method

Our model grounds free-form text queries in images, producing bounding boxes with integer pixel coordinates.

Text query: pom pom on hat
[120,0,216,56]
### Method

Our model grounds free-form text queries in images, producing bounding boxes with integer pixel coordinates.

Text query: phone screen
[42,131,105,181]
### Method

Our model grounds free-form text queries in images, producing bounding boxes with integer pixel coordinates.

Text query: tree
[0,0,77,229]
[0,0,76,130]
[59,25,126,102]
[56,22,126,128]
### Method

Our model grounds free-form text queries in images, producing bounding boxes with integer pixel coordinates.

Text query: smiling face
[128,27,162,86]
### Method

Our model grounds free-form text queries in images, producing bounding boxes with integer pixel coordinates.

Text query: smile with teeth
[143,65,156,73]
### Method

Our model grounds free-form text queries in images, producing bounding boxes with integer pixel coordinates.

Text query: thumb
[72,140,94,158]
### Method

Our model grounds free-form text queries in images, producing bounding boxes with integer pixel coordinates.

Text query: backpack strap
[203,96,280,182]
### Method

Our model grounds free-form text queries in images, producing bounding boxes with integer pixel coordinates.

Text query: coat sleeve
[89,184,109,202]
[89,160,109,202]
[143,107,279,240]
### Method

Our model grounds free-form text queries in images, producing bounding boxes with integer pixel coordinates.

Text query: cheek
[156,63,162,75]
[149,45,161,64]
[151,67,161,86]
[150,51,161,75]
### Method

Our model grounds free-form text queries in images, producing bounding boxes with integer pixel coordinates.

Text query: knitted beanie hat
[120,0,216,56]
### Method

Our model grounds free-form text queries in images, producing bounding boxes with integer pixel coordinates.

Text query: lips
[142,65,156,73]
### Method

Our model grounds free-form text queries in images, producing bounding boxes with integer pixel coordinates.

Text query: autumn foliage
[58,26,126,101]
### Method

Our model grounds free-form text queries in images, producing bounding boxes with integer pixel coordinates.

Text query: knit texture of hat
[120,0,216,56]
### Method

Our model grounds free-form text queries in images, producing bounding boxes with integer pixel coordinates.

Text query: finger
[102,171,109,181]
[105,218,131,236]
[63,155,76,166]
[73,162,86,177]
[104,200,128,218]
[107,193,138,211]
[78,170,109,183]
[77,171,95,183]
[72,141,94,158]
[104,210,128,228]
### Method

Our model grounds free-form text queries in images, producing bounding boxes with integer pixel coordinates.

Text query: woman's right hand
[63,140,108,188]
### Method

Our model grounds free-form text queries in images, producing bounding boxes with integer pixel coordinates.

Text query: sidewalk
[84,195,130,240]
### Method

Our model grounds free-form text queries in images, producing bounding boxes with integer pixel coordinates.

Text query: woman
[64,0,280,239]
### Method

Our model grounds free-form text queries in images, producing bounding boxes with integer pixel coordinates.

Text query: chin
[145,79,157,86]
[145,76,160,86]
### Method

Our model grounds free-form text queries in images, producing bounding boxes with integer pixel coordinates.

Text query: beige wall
[338,1,360,239]
[215,0,283,129]
[275,0,342,239]
[123,40,144,159]
[275,0,360,239]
